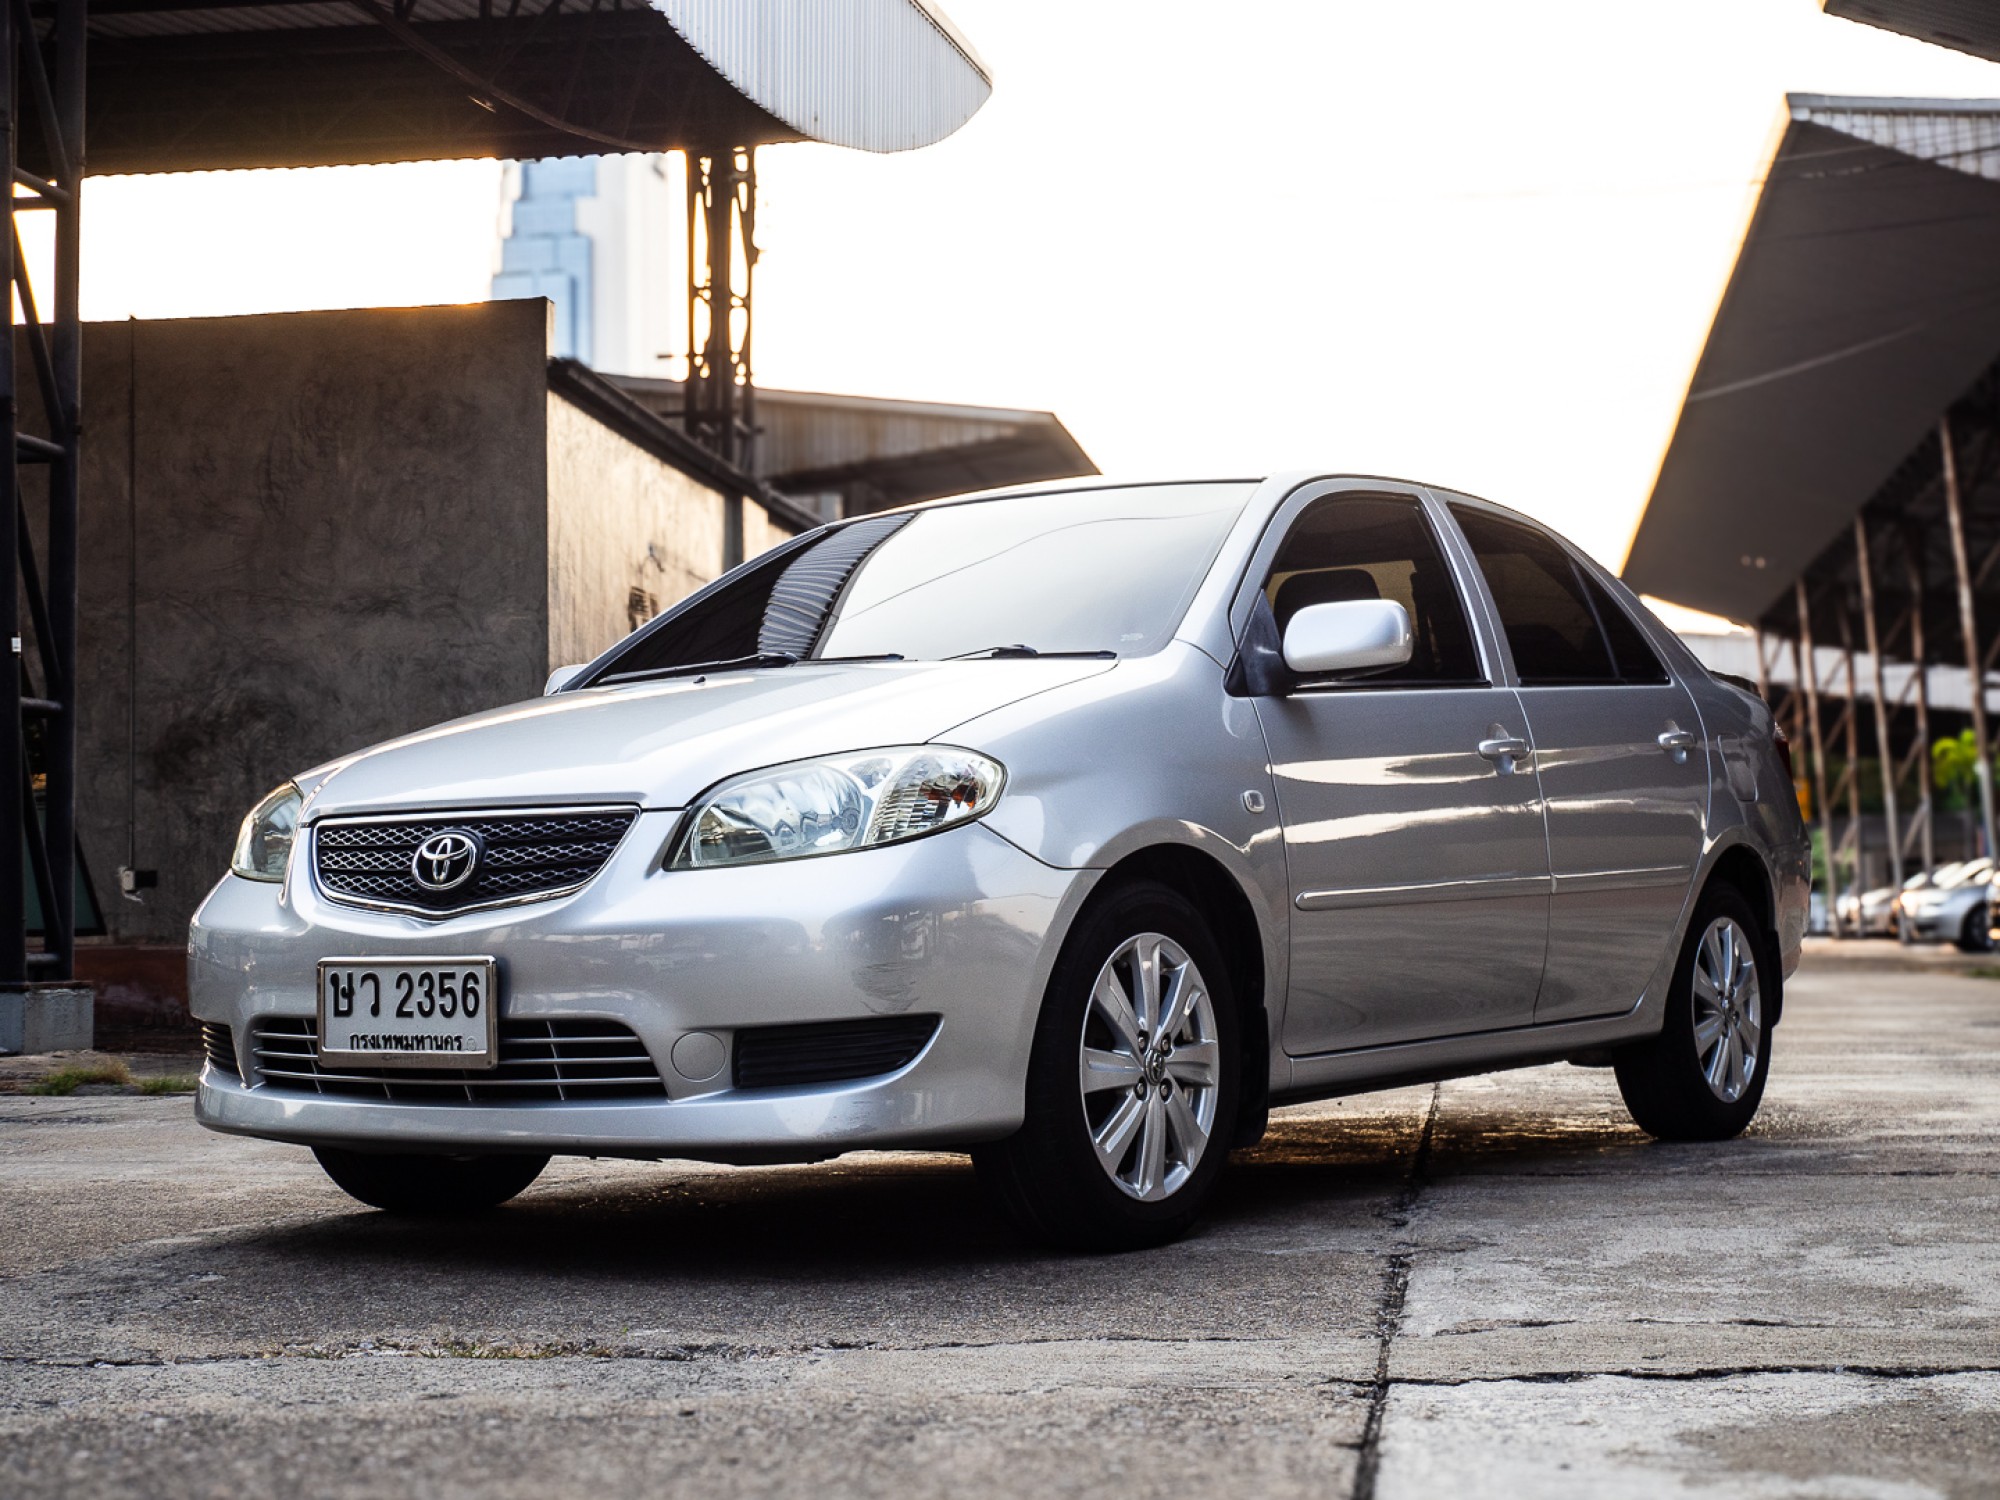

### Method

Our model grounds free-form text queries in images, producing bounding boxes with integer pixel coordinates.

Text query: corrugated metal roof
[658,0,991,153]
[77,0,988,173]
[1825,0,2000,63]
[1625,94,2000,621]
[1791,94,2000,180]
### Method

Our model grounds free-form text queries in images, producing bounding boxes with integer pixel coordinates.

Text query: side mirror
[543,663,587,696]
[1281,599,1413,677]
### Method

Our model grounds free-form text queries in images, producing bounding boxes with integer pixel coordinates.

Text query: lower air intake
[732,1014,940,1090]
[251,1016,667,1102]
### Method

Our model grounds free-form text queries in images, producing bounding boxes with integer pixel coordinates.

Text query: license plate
[316,958,499,1069]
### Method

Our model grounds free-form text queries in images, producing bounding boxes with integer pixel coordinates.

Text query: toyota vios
[193,476,1810,1249]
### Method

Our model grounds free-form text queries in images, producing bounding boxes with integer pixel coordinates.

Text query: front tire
[313,1147,549,1214]
[975,881,1239,1251]
[1956,906,1992,954]
[1615,884,1773,1141]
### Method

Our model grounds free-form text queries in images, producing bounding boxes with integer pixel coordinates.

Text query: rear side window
[1582,571,1670,685]
[1450,506,1667,687]
[1263,494,1482,686]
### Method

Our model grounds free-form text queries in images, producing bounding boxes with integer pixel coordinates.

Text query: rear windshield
[588,483,1254,682]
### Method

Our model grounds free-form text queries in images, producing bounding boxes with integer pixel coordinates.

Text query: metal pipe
[1855,517,1904,891]
[1940,414,1998,864]
[1797,579,1840,935]
[1905,532,1937,874]
[1840,606,1864,903]
[0,0,22,985]
[42,0,82,977]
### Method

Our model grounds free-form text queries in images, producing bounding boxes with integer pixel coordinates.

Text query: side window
[1582,570,1671,685]
[1451,505,1663,688]
[1263,494,1482,686]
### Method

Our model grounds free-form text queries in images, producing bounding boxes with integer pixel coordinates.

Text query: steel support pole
[1840,608,1864,896]
[1797,579,1840,934]
[1940,414,1998,862]
[1855,517,1904,891]
[1905,537,1937,873]
[683,146,756,474]
[43,0,82,977]
[0,0,21,985]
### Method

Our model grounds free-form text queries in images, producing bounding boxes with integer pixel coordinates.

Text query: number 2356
[326,970,482,1020]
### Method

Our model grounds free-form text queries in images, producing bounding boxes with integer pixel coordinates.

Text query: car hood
[300,659,1117,818]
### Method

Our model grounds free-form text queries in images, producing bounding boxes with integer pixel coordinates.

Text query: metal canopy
[1627,94,2000,930]
[1624,95,2000,627]
[609,376,1099,518]
[74,0,990,174]
[1825,0,2000,64]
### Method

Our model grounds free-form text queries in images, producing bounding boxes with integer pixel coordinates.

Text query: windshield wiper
[597,652,800,685]
[596,651,905,686]
[946,644,1119,660]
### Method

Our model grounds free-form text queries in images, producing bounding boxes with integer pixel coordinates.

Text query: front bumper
[191,816,1092,1159]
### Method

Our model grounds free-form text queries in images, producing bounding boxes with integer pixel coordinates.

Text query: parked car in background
[189,474,1810,1249]
[1843,863,1968,939]
[1837,871,1925,937]
[1895,857,1994,951]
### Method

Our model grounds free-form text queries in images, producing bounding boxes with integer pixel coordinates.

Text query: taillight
[1773,726,1793,780]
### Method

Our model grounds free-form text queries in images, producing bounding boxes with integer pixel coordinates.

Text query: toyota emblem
[411,830,482,892]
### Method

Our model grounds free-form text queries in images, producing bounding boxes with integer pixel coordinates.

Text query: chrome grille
[201,1022,239,1082]
[312,809,638,915]
[251,1016,667,1102]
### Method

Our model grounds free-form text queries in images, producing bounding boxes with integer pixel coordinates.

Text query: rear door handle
[1478,735,1531,773]
[1659,728,1695,763]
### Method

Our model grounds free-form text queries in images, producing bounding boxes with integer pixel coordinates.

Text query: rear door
[1241,483,1551,1055]
[1446,502,1709,1024]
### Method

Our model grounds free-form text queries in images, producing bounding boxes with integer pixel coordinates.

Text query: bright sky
[39,0,2000,623]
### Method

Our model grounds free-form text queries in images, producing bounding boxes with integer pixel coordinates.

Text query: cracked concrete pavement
[2,951,1996,1498]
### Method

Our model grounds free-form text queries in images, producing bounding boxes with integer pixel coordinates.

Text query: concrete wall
[544,389,730,668]
[21,298,801,1006]
[62,302,554,946]
[742,497,792,564]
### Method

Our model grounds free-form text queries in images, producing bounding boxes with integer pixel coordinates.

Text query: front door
[1448,504,1709,1023]
[1247,488,1551,1056]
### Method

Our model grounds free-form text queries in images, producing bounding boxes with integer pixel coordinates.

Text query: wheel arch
[1085,843,1273,1149]
[1700,839,1784,1024]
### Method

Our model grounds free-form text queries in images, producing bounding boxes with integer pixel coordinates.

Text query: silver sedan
[192,475,1809,1249]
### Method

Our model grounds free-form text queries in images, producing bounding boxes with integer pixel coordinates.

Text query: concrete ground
[1,952,1995,1499]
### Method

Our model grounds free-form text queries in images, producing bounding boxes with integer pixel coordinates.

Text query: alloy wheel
[1076,932,1220,1201]
[1691,915,1761,1103]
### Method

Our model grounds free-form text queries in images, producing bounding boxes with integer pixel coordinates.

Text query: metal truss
[684,145,757,494]
[2,0,83,987]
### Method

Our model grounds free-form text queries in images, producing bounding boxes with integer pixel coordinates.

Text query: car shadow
[230,1101,1664,1282]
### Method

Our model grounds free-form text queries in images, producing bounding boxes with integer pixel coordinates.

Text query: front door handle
[1478,734,1531,774]
[1658,727,1695,763]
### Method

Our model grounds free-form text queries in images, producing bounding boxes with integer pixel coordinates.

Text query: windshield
[589,483,1254,683]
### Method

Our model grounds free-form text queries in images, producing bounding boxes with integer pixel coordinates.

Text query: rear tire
[975,880,1239,1252]
[1615,884,1773,1142]
[1955,906,1992,954]
[313,1147,549,1214]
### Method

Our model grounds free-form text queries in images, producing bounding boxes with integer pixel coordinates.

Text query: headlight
[671,746,1004,869]
[231,783,301,882]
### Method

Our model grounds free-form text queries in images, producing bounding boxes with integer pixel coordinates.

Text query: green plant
[1934,729,1988,811]
[137,1075,198,1095]
[27,1062,134,1096]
